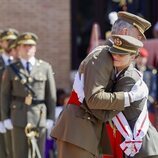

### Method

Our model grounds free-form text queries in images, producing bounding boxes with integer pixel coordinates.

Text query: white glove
[73,72,85,103]
[46,119,54,139]
[0,121,6,133]
[128,79,149,103]
[4,119,13,130]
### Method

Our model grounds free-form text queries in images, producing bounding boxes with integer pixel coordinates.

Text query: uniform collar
[1,53,13,65]
[20,57,36,68]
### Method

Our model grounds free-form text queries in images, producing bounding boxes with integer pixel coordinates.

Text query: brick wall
[0,0,71,91]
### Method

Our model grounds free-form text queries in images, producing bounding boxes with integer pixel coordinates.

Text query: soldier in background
[1,32,56,158]
[7,39,19,61]
[0,28,7,158]
[135,48,158,128]
[0,28,19,158]
[0,30,4,54]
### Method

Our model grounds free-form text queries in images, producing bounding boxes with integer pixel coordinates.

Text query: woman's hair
[111,19,135,35]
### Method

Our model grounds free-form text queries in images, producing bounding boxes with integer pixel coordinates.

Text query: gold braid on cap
[133,22,144,34]
[113,45,137,53]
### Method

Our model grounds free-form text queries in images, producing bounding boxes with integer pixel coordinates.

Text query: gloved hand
[46,119,54,139]
[4,119,13,130]
[73,72,85,103]
[128,79,149,103]
[0,121,6,133]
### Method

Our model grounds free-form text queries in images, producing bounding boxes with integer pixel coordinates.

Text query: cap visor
[2,35,17,40]
[18,40,36,45]
[109,47,130,55]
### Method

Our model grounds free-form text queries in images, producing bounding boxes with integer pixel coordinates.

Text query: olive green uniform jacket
[1,58,56,158]
[112,64,158,158]
[1,58,56,127]
[51,45,125,156]
[0,56,7,158]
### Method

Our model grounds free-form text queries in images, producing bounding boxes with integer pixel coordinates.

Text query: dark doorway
[71,0,154,70]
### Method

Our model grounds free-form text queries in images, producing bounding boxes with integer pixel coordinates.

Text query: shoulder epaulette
[39,59,44,63]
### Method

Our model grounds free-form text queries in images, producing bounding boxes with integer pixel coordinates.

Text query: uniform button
[13,105,16,109]
[87,117,91,120]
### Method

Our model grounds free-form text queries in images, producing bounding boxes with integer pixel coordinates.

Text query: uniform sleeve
[83,50,125,111]
[45,64,56,121]
[105,76,136,120]
[114,77,136,92]
[1,68,12,120]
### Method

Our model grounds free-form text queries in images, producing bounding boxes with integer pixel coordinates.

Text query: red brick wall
[0,0,71,90]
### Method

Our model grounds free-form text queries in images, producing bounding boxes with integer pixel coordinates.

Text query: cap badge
[7,31,14,35]
[24,34,32,39]
[114,38,122,46]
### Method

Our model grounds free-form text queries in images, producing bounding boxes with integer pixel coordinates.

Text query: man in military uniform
[51,12,151,158]
[0,28,19,158]
[0,30,4,54]
[7,39,19,61]
[101,12,152,158]
[1,32,56,158]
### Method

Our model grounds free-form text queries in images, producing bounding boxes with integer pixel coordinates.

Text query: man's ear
[131,54,136,61]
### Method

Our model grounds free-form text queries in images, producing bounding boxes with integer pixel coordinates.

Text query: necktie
[26,61,31,73]
[8,58,11,65]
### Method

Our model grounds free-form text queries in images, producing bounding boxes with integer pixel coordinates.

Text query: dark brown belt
[12,96,45,105]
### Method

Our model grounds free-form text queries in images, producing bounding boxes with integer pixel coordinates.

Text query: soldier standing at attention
[0,28,19,158]
[0,30,4,54]
[0,30,6,158]
[1,32,56,158]
[7,39,19,61]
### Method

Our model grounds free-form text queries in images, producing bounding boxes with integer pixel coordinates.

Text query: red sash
[67,90,123,158]
[67,90,81,106]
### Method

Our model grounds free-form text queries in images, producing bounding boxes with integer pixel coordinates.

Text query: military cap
[0,28,19,40]
[17,32,38,45]
[109,35,143,55]
[118,11,151,39]
[8,39,17,50]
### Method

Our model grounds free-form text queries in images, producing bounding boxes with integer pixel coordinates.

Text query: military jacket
[113,64,158,157]
[1,59,56,128]
[0,56,6,120]
[51,45,125,156]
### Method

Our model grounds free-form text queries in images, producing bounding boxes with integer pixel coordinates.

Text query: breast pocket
[33,74,47,89]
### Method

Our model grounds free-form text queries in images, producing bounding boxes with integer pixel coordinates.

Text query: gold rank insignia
[25,94,32,105]
[7,31,14,35]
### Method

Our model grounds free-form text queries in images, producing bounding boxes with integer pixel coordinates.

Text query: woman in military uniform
[109,35,158,158]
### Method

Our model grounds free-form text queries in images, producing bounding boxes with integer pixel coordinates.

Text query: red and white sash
[112,100,149,157]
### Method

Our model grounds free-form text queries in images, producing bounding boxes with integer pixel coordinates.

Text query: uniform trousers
[57,140,96,158]
[0,133,7,158]
[4,130,13,158]
[12,126,46,158]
